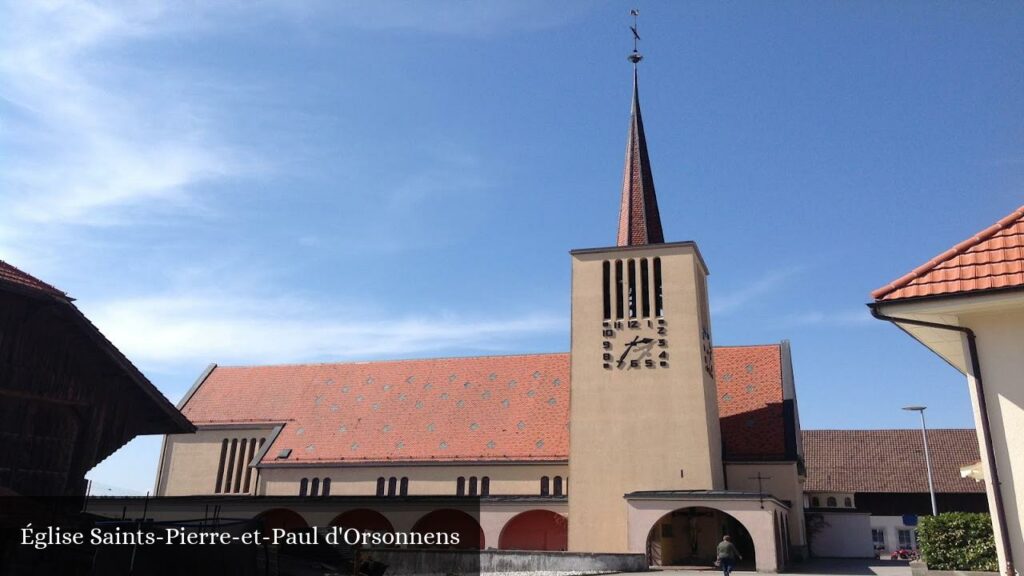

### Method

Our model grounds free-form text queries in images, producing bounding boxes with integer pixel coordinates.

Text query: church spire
[617,10,665,247]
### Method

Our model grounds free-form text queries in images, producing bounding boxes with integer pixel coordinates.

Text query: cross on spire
[617,9,665,247]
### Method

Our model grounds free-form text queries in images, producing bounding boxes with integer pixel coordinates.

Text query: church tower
[567,46,724,553]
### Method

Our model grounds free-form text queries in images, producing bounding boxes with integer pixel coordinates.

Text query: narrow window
[844,497,852,508]
[310,478,320,497]
[400,477,409,496]
[456,476,466,496]
[553,476,563,496]
[376,477,385,497]
[388,476,397,496]
[299,478,309,497]
[469,476,478,496]
[826,497,837,507]
[540,476,550,496]
[322,478,331,497]
[627,259,637,318]
[614,260,624,319]
[811,496,820,507]
[653,257,663,316]
[640,258,650,318]
[224,439,238,493]
[480,477,490,496]
[602,261,611,320]
[214,439,228,493]
[233,438,248,493]
[242,437,257,493]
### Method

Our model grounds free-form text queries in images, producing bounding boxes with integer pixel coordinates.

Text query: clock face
[601,318,669,370]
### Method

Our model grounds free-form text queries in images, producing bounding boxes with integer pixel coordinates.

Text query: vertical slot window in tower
[627,259,637,318]
[639,258,650,318]
[214,439,228,493]
[653,257,664,316]
[602,261,611,321]
[615,260,624,319]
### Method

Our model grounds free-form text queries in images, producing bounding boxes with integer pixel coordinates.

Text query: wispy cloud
[0,1,245,238]
[82,291,565,366]
[710,267,801,316]
[782,309,874,327]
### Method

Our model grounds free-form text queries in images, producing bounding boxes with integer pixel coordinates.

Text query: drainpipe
[870,306,1015,576]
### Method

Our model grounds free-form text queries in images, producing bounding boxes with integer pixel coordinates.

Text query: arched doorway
[646,507,756,569]
[257,508,308,532]
[330,509,395,533]
[412,509,484,549]
[499,510,568,551]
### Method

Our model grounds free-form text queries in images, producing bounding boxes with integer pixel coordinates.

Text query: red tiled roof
[715,345,786,459]
[872,205,1024,301]
[802,429,985,494]
[183,345,791,465]
[617,70,665,247]
[0,260,67,298]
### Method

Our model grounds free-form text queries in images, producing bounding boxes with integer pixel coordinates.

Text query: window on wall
[844,497,853,508]
[456,477,466,496]
[468,476,478,496]
[898,529,914,548]
[387,476,397,497]
[811,497,820,507]
[553,476,563,496]
[480,477,489,497]
[540,476,550,496]
[399,477,408,496]
[872,529,886,548]
[322,478,331,497]
[376,477,385,497]
[826,497,837,507]
[299,478,309,497]
[602,261,611,321]
[310,478,320,497]
[214,436,266,494]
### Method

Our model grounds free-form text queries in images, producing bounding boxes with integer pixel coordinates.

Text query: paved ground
[614,558,912,576]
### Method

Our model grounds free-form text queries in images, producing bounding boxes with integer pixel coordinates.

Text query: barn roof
[802,429,985,494]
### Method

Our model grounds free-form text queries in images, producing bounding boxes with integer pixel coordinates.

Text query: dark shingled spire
[616,68,665,246]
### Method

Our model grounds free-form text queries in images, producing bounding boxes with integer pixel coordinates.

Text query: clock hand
[617,336,641,367]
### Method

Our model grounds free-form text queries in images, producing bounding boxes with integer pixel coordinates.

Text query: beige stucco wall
[626,497,786,572]
[259,463,568,497]
[568,243,724,553]
[807,511,874,558]
[725,462,807,550]
[958,307,1024,572]
[157,426,275,496]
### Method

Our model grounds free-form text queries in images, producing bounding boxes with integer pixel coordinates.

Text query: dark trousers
[720,557,735,576]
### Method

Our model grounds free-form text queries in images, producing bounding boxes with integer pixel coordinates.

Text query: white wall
[808,512,874,558]
[870,516,919,555]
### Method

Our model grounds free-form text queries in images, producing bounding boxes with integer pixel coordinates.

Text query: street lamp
[903,405,938,515]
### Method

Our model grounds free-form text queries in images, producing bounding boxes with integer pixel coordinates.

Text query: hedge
[917,512,998,571]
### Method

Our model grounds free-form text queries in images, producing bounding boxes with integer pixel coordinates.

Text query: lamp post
[903,405,938,515]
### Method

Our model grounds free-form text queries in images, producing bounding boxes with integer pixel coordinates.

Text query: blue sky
[2,1,1022,494]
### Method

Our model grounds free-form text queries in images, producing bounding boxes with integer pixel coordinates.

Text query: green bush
[918,512,998,572]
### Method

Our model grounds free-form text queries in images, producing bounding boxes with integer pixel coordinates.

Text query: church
[153,59,808,572]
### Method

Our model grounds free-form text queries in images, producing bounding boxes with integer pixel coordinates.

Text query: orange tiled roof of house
[0,260,68,298]
[181,345,791,465]
[872,205,1024,301]
[802,429,985,494]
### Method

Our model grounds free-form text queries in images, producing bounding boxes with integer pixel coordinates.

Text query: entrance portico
[626,491,790,573]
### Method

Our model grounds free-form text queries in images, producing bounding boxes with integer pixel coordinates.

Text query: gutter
[869,306,1015,576]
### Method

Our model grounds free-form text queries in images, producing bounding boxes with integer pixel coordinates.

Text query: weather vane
[628,9,643,65]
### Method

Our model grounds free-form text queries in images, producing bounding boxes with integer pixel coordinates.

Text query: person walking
[716,535,743,576]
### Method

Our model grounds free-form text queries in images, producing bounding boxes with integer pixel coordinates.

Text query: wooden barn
[0,260,193,497]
